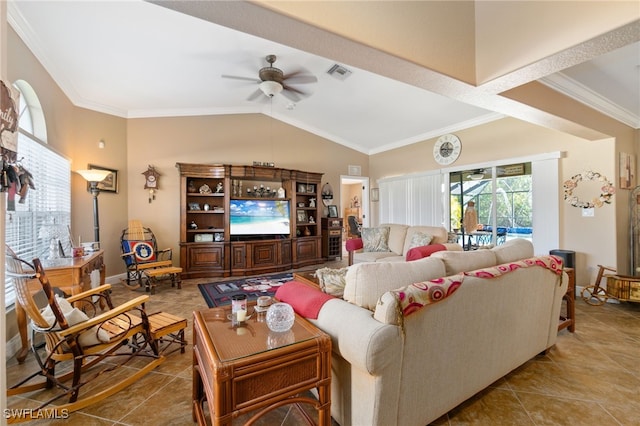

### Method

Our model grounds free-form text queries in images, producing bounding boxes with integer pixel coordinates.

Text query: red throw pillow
[406,244,447,261]
[275,281,335,319]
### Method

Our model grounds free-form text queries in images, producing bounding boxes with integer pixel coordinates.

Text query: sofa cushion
[431,249,497,276]
[355,251,403,263]
[362,226,391,252]
[343,257,446,310]
[380,224,409,255]
[406,244,447,261]
[314,267,348,297]
[491,238,534,264]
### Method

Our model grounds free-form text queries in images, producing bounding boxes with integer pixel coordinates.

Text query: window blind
[379,172,444,227]
[4,132,71,307]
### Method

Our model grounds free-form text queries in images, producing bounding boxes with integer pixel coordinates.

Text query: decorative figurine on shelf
[309,216,315,224]
[199,184,212,194]
[187,180,197,193]
[189,221,198,230]
[277,187,285,198]
[215,182,223,193]
[309,198,316,208]
[304,227,311,236]
[142,165,160,203]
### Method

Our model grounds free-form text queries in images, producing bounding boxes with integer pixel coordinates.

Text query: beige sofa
[308,239,568,426]
[346,223,462,265]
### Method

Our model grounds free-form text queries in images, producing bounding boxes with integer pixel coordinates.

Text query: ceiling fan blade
[281,89,301,102]
[285,75,318,85]
[222,74,260,83]
[284,68,318,84]
[283,84,308,95]
[246,88,264,101]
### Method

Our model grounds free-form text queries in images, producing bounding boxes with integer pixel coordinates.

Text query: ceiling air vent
[327,64,352,80]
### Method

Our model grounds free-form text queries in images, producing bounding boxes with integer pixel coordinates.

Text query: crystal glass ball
[266,302,295,332]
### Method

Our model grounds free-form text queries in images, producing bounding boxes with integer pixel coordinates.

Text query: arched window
[4,80,71,307]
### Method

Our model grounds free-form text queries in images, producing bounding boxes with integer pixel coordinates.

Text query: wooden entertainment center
[176,163,324,278]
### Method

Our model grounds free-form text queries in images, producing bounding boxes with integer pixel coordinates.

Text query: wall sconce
[75,169,111,243]
[371,188,379,202]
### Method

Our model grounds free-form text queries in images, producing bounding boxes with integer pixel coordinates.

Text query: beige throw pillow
[314,267,348,298]
[408,232,433,249]
[361,226,390,252]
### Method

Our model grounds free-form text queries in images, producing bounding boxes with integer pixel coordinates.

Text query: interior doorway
[340,175,369,232]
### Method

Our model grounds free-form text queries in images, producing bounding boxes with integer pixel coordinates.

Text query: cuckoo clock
[142,165,160,203]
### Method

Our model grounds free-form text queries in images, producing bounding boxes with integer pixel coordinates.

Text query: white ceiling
[7,1,639,155]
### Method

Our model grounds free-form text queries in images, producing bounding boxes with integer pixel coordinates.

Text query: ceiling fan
[222,54,317,102]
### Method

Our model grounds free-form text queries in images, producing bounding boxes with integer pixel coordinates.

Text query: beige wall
[126,115,368,270]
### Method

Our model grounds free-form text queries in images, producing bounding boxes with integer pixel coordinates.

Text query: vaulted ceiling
[8,1,639,154]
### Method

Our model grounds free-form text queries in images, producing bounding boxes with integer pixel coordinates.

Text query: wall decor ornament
[142,165,160,203]
[563,171,615,208]
[1,79,19,167]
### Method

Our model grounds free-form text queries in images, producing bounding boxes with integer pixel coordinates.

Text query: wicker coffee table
[293,271,321,288]
[193,306,332,425]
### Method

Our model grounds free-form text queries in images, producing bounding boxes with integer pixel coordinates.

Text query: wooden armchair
[5,251,164,423]
[120,219,173,290]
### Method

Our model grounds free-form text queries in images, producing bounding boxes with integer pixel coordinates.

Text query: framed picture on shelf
[306,184,315,193]
[87,164,118,193]
[297,184,306,193]
[328,205,338,218]
[214,232,224,242]
[297,210,308,223]
[188,202,201,211]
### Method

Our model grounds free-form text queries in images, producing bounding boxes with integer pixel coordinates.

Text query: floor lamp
[76,169,111,244]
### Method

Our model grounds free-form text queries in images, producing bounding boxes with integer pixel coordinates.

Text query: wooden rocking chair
[120,219,175,291]
[5,250,164,423]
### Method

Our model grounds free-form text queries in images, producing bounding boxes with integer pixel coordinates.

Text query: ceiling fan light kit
[259,80,283,97]
[468,173,485,180]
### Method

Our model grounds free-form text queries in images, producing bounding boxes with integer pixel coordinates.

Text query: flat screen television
[230,199,291,236]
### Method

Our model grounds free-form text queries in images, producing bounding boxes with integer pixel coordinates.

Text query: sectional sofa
[278,239,568,426]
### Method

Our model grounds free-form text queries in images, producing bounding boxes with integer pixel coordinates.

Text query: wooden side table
[558,267,575,332]
[193,306,332,425]
[293,271,321,289]
[321,217,343,261]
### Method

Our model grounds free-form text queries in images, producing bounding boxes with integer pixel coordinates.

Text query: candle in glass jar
[237,309,247,322]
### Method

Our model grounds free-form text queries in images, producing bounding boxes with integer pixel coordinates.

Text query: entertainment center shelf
[176,163,324,278]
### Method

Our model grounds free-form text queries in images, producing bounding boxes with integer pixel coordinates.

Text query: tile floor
[5,259,640,425]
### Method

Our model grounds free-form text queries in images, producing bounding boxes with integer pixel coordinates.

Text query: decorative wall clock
[142,165,160,203]
[433,134,462,165]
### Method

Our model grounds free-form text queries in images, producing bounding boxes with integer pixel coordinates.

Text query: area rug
[198,272,293,308]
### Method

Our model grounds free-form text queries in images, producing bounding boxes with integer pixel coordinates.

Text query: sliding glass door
[450,163,532,249]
